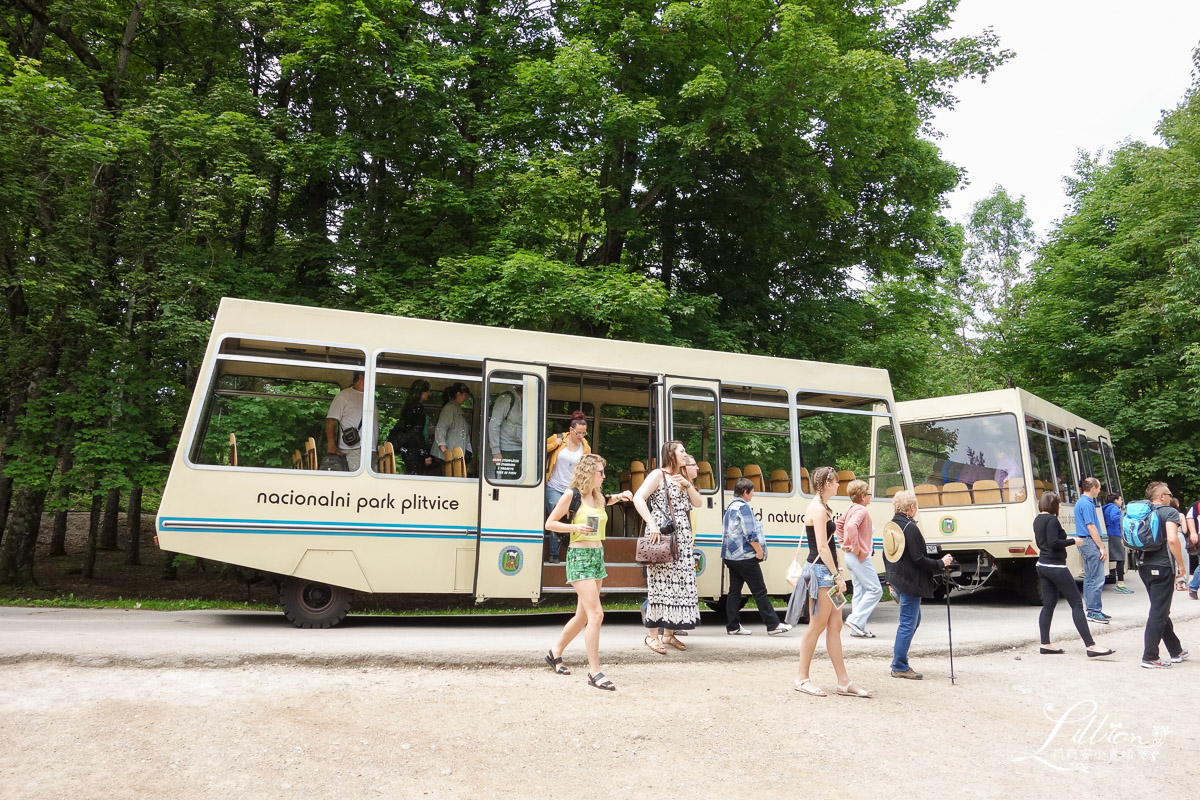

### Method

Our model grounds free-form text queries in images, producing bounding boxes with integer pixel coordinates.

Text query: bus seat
[941,481,972,506]
[836,470,855,494]
[972,479,1002,504]
[769,469,791,493]
[886,485,902,497]
[743,464,765,493]
[630,461,647,493]
[446,446,466,478]
[378,442,396,475]
[292,450,303,470]
[914,483,941,507]
[303,437,317,470]
[695,461,715,490]
[799,467,810,494]
[228,433,238,467]
[1004,477,1027,502]
[619,471,632,493]
[724,466,742,491]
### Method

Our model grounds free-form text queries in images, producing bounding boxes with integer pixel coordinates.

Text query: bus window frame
[794,390,904,500]
[720,382,794,497]
[183,333,368,476]
[667,383,721,496]
[896,411,1023,505]
[480,368,546,489]
[371,348,484,482]
[1046,422,1079,505]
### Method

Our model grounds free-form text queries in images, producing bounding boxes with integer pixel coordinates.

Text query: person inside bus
[793,466,872,697]
[633,440,702,654]
[1034,491,1114,657]
[487,383,523,480]
[1101,492,1132,594]
[433,381,474,475]
[387,378,433,475]
[884,489,954,681]
[545,411,591,563]
[543,453,632,691]
[326,371,366,471]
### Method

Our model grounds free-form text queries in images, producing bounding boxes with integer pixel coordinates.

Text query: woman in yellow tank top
[543,454,632,690]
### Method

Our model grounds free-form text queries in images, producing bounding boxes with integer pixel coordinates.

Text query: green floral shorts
[565,547,607,583]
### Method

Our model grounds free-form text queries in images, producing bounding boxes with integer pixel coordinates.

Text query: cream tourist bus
[894,388,1123,602]
[156,298,913,627]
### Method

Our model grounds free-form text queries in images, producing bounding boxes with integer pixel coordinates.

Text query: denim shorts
[812,562,836,588]
[565,547,607,583]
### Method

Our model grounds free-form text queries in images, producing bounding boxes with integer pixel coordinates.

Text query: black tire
[280,577,352,628]
[1014,562,1043,606]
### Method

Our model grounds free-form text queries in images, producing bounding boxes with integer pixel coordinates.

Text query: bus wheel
[1014,563,1043,606]
[280,577,352,629]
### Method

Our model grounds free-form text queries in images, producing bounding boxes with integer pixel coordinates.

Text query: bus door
[1098,436,1122,497]
[661,376,724,600]
[474,360,547,602]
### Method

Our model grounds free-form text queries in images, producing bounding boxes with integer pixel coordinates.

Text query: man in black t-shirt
[1139,481,1189,669]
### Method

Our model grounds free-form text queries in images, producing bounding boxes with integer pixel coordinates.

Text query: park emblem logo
[693,549,706,576]
[498,546,523,576]
[940,516,957,535]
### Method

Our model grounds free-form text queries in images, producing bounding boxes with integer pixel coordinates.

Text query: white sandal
[836,682,873,698]
[794,678,826,696]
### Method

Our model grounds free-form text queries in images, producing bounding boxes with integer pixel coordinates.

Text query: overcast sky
[931,1,1200,237]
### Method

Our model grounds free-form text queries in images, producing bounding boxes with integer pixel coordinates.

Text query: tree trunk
[0,486,47,586]
[48,442,75,557]
[99,488,121,550]
[125,485,142,566]
[82,486,102,579]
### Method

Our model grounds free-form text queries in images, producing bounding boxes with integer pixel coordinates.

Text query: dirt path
[3,615,1195,799]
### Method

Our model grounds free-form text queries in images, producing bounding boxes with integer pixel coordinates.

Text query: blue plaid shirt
[722,498,764,560]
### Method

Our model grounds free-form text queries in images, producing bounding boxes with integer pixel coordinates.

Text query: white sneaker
[727,625,752,635]
[768,623,793,636]
[846,621,869,638]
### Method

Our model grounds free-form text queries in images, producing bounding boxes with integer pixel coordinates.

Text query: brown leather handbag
[636,475,679,564]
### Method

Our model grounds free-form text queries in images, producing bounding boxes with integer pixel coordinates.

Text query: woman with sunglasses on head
[794,466,872,698]
[543,454,632,690]
[544,411,591,563]
[633,440,702,654]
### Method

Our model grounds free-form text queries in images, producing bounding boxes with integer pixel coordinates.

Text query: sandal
[545,649,570,675]
[661,633,687,651]
[588,672,616,691]
[794,678,826,697]
[644,635,667,655]
[836,682,873,698]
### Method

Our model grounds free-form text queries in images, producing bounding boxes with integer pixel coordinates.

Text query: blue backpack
[1121,501,1165,552]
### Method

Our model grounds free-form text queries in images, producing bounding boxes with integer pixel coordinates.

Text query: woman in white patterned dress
[632,440,702,653]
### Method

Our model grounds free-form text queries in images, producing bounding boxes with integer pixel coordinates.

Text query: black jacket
[883,513,944,599]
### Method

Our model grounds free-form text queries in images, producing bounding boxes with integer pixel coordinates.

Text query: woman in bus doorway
[543,454,632,690]
[633,441,702,654]
[794,467,873,697]
[544,411,591,563]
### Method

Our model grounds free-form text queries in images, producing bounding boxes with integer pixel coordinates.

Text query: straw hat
[882,520,906,563]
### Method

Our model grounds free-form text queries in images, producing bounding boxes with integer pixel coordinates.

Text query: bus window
[597,403,652,495]
[188,338,366,471]
[721,386,792,494]
[374,352,482,478]
[1047,423,1079,504]
[873,425,904,499]
[1100,441,1123,498]
[898,413,1022,505]
[670,386,717,490]
[1024,419,1055,503]
[1080,436,1108,502]
[484,371,543,486]
[796,392,895,496]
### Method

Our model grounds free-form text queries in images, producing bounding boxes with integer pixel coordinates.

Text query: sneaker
[768,623,793,636]
[846,621,868,638]
[1141,659,1172,669]
[1190,588,1198,600]
[1087,612,1109,625]
[891,669,923,680]
[727,625,752,636]
[1114,585,1134,594]
[1171,649,1190,663]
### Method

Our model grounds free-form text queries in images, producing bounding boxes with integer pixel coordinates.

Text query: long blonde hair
[569,454,607,502]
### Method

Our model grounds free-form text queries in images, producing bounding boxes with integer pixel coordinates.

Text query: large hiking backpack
[1121,500,1165,552]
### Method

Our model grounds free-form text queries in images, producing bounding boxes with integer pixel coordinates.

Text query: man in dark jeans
[721,478,791,636]
[1139,481,1189,669]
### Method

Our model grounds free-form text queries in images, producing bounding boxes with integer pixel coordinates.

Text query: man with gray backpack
[1123,481,1189,669]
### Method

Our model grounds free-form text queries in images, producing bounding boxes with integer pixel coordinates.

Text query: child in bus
[543,454,632,690]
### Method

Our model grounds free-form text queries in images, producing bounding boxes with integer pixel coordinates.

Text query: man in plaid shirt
[722,477,792,636]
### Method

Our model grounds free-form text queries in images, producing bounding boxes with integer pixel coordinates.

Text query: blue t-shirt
[1101,502,1122,538]
[1075,497,1101,541]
